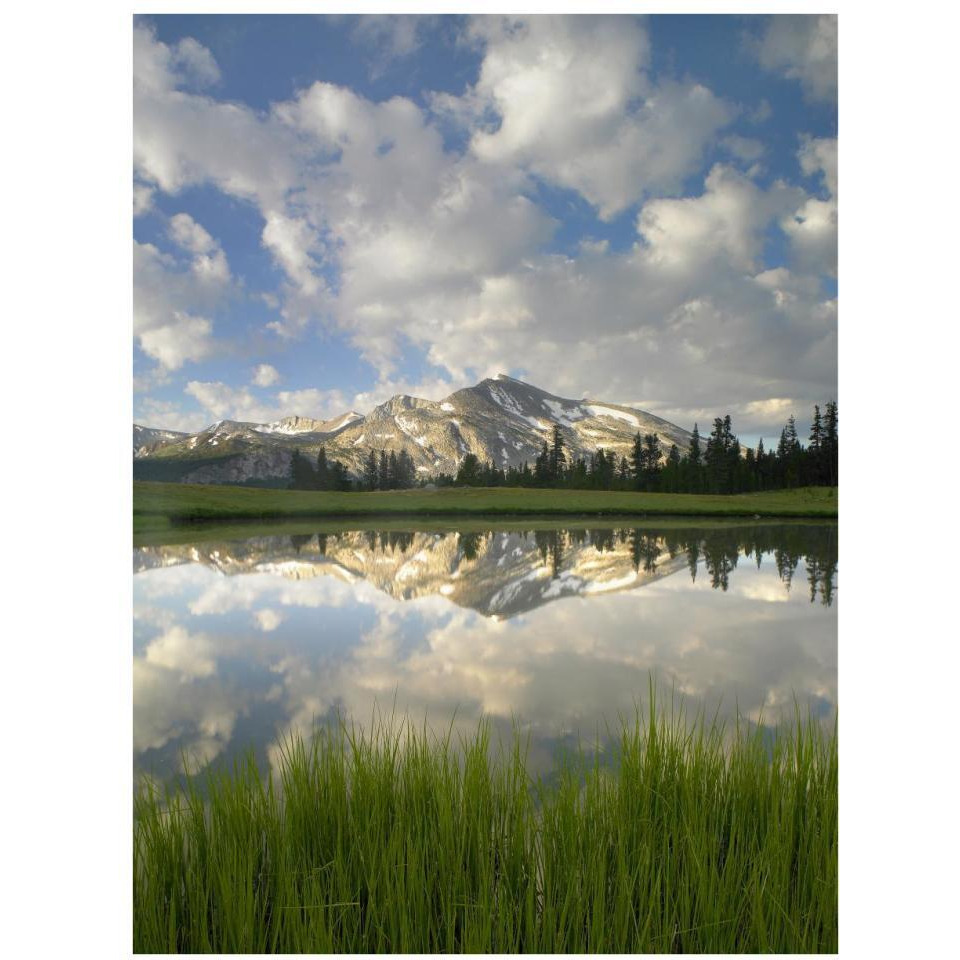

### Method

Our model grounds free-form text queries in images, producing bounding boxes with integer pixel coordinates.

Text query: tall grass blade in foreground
[134,703,837,953]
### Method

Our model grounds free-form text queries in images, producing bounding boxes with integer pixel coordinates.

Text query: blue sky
[133,13,837,447]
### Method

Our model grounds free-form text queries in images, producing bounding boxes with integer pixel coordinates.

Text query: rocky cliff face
[133,374,693,485]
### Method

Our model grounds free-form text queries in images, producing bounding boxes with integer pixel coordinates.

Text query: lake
[133,520,837,785]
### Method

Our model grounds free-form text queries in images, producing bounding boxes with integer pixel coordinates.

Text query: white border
[6,3,959,958]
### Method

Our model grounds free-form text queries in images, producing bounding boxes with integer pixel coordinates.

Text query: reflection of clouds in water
[330,571,836,733]
[133,659,239,773]
[133,529,836,780]
[254,608,284,632]
[144,625,216,677]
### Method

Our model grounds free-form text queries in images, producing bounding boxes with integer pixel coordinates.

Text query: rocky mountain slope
[133,374,693,486]
[133,424,190,457]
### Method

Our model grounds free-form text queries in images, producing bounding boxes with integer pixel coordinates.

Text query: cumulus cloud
[251,363,280,387]
[132,182,154,217]
[185,380,350,424]
[133,212,233,370]
[139,313,214,371]
[352,14,431,77]
[132,17,837,440]
[754,15,838,103]
[454,16,736,219]
[782,137,837,277]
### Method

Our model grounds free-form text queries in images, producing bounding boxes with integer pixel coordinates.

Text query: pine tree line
[444,403,837,494]
[361,448,418,491]
[288,445,353,491]
[288,402,837,495]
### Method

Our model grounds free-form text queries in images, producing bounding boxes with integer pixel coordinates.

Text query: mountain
[133,374,693,486]
[133,424,190,457]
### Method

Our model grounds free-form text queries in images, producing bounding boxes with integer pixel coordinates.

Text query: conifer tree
[688,424,702,467]
[388,451,399,490]
[534,441,550,484]
[550,424,566,482]
[823,401,838,486]
[378,450,389,490]
[630,433,644,489]
[642,433,662,490]
[808,405,824,485]
[316,446,329,491]
[363,449,379,491]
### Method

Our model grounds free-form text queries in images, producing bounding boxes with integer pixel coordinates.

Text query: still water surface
[133,521,837,784]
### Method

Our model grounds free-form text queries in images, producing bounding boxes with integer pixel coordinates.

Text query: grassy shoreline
[134,481,837,533]
[134,705,837,953]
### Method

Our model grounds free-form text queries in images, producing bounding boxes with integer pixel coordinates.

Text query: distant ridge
[133,375,693,486]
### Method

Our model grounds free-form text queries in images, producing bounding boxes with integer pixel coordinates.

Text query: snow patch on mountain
[585,404,641,428]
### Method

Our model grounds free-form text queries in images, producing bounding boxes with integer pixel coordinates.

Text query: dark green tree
[823,401,838,486]
[315,446,329,491]
[550,424,566,482]
[363,449,379,491]
[456,453,481,485]
[289,448,315,490]
[378,450,389,490]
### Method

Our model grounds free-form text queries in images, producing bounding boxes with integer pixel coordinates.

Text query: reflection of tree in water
[589,528,615,553]
[805,524,838,605]
[567,528,588,548]
[701,531,740,591]
[629,531,662,573]
[774,547,800,593]
[628,523,840,604]
[272,522,837,605]
[458,531,485,562]
[384,531,414,553]
[663,531,683,560]
[289,533,313,555]
[535,530,566,579]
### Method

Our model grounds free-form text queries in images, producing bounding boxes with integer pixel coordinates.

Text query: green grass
[133,481,837,532]
[134,699,837,953]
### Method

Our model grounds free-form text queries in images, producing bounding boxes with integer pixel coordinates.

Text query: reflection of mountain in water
[134,523,837,618]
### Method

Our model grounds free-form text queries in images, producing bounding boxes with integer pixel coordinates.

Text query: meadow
[134,700,837,953]
[133,480,837,533]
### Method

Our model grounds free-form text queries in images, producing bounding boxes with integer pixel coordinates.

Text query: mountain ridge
[133,375,694,486]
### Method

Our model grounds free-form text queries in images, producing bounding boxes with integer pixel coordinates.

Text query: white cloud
[133,23,299,205]
[721,134,766,164]
[139,313,214,371]
[782,137,837,277]
[252,363,280,387]
[131,20,837,439]
[185,380,350,424]
[169,212,231,283]
[637,164,804,272]
[457,16,736,219]
[133,212,233,370]
[135,397,205,433]
[132,182,154,217]
[754,15,838,103]
[352,15,430,77]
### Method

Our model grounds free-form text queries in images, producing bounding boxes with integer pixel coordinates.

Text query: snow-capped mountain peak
[134,376,693,485]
